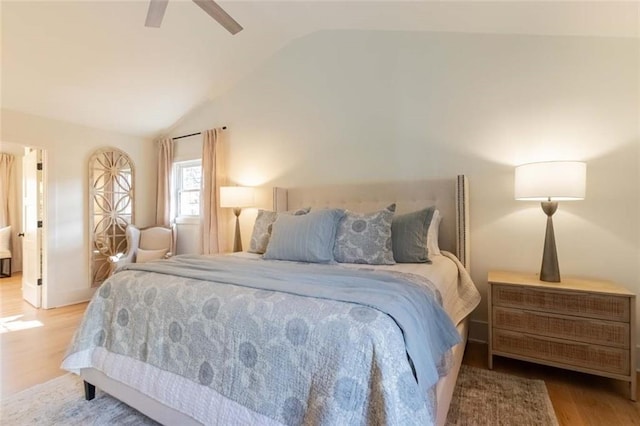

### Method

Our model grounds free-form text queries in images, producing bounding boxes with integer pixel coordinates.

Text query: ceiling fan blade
[192,0,243,35]
[145,0,169,28]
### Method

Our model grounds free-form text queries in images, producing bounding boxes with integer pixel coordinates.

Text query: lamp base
[232,208,242,252]
[540,201,560,283]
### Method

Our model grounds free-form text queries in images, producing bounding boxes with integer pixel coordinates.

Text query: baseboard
[46,287,96,309]
[467,318,640,373]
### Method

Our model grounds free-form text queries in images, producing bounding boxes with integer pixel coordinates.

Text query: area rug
[446,365,559,426]
[0,374,158,425]
[1,365,558,425]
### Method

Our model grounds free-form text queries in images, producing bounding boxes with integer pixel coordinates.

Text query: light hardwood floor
[1,273,638,424]
[0,273,88,398]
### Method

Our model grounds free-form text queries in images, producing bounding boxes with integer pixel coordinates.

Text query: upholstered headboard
[273,175,470,272]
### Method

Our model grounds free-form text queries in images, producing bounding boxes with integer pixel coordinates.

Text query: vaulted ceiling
[2,1,638,138]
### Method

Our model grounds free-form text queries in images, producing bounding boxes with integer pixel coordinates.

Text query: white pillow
[426,210,441,256]
[136,248,168,263]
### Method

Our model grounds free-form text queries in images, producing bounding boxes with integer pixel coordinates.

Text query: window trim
[173,159,202,221]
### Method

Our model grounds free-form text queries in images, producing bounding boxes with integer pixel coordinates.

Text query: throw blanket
[63,255,461,425]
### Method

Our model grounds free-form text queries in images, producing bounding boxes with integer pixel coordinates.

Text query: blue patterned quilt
[63,255,461,425]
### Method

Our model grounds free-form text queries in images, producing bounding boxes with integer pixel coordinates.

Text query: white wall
[170,31,640,345]
[0,109,156,308]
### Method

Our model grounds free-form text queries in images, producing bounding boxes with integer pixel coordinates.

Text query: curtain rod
[172,126,227,141]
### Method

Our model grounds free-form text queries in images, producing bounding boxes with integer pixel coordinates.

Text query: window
[174,160,202,218]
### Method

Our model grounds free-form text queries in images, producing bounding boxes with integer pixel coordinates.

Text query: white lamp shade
[515,161,586,201]
[220,186,254,208]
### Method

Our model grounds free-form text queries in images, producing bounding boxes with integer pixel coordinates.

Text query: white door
[22,149,41,308]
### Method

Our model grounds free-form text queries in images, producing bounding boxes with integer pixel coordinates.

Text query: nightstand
[488,270,636,400]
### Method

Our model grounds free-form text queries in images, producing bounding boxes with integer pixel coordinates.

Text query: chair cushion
[0,249,11,259]
[136,248,168,263]
[0,226,11,253]
[139,227,173,251]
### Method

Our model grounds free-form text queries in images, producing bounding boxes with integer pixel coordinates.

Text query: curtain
[200,128,226,254]
[155,138,174,226]
[0,153,18,270]
[0,153,14,228]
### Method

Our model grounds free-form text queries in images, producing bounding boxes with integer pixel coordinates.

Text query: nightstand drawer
[493,306,630,348]
[493,329,630,376]
[493,284,630,322]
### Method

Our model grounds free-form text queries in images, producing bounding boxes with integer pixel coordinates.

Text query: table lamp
[515,161,586,282]
[220,186,254,252]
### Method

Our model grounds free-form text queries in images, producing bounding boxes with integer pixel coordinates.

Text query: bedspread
[63,256,461,425]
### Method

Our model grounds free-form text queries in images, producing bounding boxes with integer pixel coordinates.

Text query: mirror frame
[88,147,135,287]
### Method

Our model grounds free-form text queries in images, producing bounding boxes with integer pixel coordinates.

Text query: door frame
[20,146,48,309]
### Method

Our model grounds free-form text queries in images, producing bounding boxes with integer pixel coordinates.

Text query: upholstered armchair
[109,224,176,273]
[0,226,11,278]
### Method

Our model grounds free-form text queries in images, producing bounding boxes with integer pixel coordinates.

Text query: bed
[62,175,480,426]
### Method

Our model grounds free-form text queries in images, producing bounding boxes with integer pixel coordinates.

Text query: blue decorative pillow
[263,209,345,263]
[248,207,310,254]
[391,206,436,263]
[333,204,396,265]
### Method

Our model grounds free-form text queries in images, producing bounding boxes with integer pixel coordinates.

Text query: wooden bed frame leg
[84,381,96,401]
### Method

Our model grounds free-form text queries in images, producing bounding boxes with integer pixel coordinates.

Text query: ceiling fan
[145,0,243,35]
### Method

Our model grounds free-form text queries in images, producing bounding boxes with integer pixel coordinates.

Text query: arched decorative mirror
[89,148,135,287]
